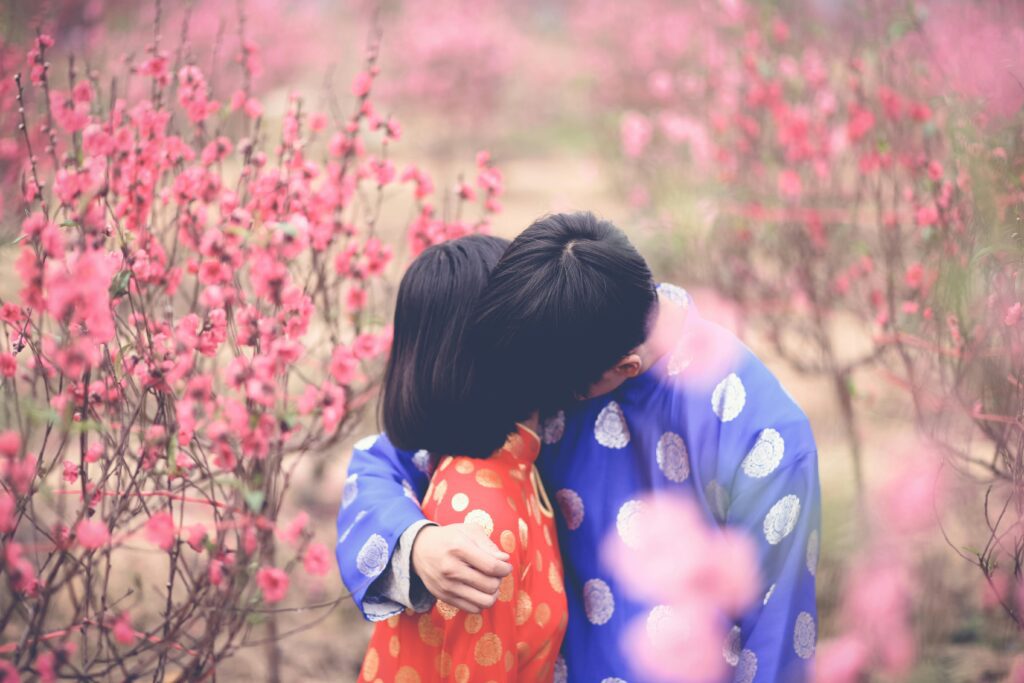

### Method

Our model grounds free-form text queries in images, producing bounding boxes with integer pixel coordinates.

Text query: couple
[337,213,820,682]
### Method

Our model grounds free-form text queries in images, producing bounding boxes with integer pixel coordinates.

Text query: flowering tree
[0,10,501,680]
[577,0,1024,676]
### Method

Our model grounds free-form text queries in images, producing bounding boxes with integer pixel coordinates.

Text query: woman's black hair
[380,234,511,456]
[469,212,657,436]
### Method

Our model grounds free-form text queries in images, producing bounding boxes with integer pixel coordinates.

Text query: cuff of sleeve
[364,520,437,620]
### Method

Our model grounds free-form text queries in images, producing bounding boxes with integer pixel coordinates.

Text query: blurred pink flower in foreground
[604,494,759,682]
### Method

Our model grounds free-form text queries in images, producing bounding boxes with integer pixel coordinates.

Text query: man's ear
[616,353,643,378]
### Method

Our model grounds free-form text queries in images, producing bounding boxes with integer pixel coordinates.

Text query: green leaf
[109,270,131,298]
[243,489,266,513]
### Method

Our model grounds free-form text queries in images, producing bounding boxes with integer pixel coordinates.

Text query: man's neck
[637,294,687,373]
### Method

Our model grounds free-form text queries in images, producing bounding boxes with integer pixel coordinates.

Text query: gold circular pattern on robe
[498,573,515,602]
[535,602,551,627]
[417,614,444,647]
[439,457,452,471]
[518,518,529,547]
[436,652,452,677]
[436,600,459,620]
[465,509,495,536]
[451,492,469,512]
[464,613,483,634]
[499,529,516,553]
[536,549,544,571]
[474,633,503,667]
[432,479,448,505]
[543,525,552,546]
[516,641,530,659]
[506,496,518,511]
[454,664,471,683]
[509,467,525,481]
[515,591,533,625]
[362,647,379,680]
[505,650,515,672]
[388,635,400,657]
[386,615,400,629]
[395,665,420,683]
[454,459,475,474]
[548,564,564,594]
[476,469,502,488]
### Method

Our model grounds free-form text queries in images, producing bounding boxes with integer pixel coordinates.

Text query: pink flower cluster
[603,495,759,682]
[0,18,501,678]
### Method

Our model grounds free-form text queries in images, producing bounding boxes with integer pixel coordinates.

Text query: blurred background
[1,0,1022,680]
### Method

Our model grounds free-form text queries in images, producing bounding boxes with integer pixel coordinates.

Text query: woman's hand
[411,523,513,613]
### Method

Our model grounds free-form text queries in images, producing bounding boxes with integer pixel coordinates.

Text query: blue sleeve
[335,433,431,620]
[726,446,820,683]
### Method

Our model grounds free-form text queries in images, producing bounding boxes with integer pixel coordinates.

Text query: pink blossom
[145,512,177,550]
[904,263,925,289]
[257,566,289,603]
[278,511,309,545]
[1004,302,1022,327]
[915,204,939,227]
[186,524,208,552]
[621,602,727,683]
[621,111,653,158]
[813,636,869,683]
[112,612,137,645]
[0,353,15,378]
[778,168,803,199]
[0,430,21,457]
[62,460,79,484]
[303,541,330,576]
[0,659,20,683]
[603,494,758,613]
[76,519,109,549]
[351,71,373,98]
[35,651,55,683]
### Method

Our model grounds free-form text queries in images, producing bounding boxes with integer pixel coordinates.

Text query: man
[337,212,819,682]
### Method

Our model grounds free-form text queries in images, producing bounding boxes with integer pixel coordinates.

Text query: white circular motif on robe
[412,449,432,475]
[793,611,816,659]
[616,499,647,548]
[723,625,741,666]
[553,655,568,683]
[583,579,615,625]
[656,432,690,482]
[735,649,757,683]
[595,401,630,449]
[705,479,730,523]
[337,510,366,545]
[741,428,785,478]
[542,410,566,445]
[763,583,776,605]
[356,533,389,578]
[354,433,379,452]
[711,373,747,422]
[555,489,585,530]
[342,473,358,508]
[401,479,419,503]
[658,282,691,308]
[646,605,676,646]
[763,494,801,545]
[667,342,693,377]
[806,529,820,576]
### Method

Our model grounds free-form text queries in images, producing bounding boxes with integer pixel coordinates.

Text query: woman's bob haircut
[380,234,512,457]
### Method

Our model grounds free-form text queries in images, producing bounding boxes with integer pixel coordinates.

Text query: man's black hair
[469,212,657,445]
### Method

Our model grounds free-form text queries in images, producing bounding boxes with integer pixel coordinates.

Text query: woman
[359,235,567,682]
